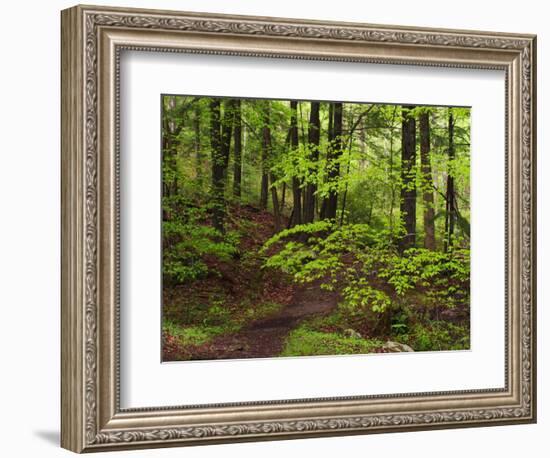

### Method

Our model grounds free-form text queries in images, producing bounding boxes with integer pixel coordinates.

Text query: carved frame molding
[61,5,536,453]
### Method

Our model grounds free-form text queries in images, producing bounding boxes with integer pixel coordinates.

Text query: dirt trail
[187,282,339,360]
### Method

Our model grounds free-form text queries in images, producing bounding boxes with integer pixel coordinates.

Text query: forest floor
[183,279,339,360]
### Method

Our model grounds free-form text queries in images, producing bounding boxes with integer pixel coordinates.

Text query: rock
[343,328,362,339]
[382,341,414,352]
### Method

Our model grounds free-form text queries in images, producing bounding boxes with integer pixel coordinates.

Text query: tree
[419,110,436,250]
[210,98,235,233]
[193,103,204,188]
[259,101,270,210]
[443,110,456,252]
[260,102,282,230]
[319,103,334,221]
[399,105,417,253]
[232,99,242,198]
[289,100,302,227]
[162,96,180,221]
[338,104,376,226]
[322,102,343,220]
[302,101,321,224]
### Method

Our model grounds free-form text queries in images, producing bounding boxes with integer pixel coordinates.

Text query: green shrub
[262,222,470,329]
[378,247,470,308]
[396,321,470,352]
[162,203,240,284]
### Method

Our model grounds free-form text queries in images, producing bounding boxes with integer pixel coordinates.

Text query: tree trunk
[320,103,334,221]
[339,153,352,227]
[398,105,417,253]
[210,99,223,232]
[162,112,171,221]
[323,102,343,220]
[270,173,281,232]
[167,96,179,196]
[388,106,398,234]
[210,99,235,233]
[419,111,436,250]
[258,103,281,230]
[289,100,302,227]
[444,111,456,252]
[303,101,320,224]
[162,96,179,221]
[232,100,242,198]
[193,104,203,188]
[220,100,235,173]
[280,181,286,212]
[259,102,270,210]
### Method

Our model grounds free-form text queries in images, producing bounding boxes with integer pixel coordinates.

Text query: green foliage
[341,281,392,314]
[263,222,399,320]
[280,327,384,357]
[162,201,239,283]
[378,247,470,308]
[395,321,470,352]
[203,298,234,326]
[162,319,227,347]
[262,222,470,335]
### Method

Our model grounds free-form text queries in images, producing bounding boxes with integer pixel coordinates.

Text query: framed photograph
[61,4,537,453]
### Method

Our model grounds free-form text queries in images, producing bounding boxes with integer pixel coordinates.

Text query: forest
[161,95,471,361]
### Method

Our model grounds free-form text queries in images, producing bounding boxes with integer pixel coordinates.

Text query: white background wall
[0,0,546,456]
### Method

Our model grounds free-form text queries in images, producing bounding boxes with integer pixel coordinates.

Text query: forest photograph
[161,94,471,362]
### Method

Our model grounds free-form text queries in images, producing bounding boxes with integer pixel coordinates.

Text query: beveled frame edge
[61,4,537,453]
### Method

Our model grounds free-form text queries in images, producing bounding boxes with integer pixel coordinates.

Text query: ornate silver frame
[61,4,537,453]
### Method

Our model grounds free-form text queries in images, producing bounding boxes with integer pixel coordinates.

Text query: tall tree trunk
[167,96,179,196]
[232,100,242,198]
[303,101,320,224]
[162,113,171,221]
[320,103,334,221]
[419,111,436,250]
[280,182,286,212]
[339,153,352,227]
[162,96,178,221]
[220,100,234,172]
[210,99,223,232]
[444,111,456,252]
[339,107,373,226]
[388,107,398,234]
[193,104,203,189]
[399,105,417,253]
[323,102,343,220]
[210,99,235,233]
[259,101,270,210]
[270,174,281,232]
[289,100,302,227]
[262,104,281,229]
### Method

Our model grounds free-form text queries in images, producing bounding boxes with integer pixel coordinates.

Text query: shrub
[262,222,470,337]
[162,202,239,284]
[395,321,470,351]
